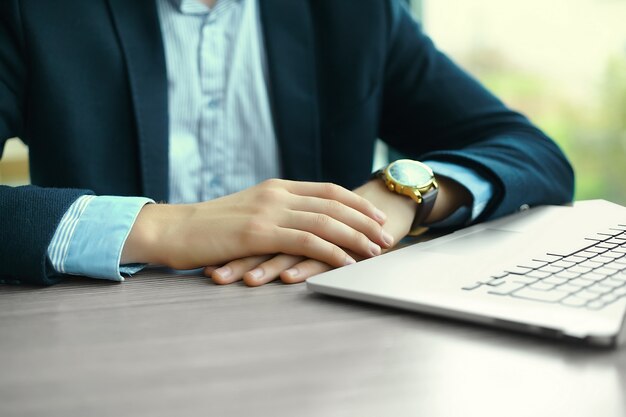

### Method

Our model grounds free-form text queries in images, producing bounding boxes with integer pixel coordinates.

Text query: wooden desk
[1,269,625,417]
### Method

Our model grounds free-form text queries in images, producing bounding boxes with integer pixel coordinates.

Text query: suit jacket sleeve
[0,0,91,285]
[379,1,575,221]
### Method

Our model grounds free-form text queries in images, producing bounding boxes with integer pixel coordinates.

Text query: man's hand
[121,179,395,271]
[207,175,471,286]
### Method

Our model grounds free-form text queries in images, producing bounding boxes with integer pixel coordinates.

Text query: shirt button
[207,98,221,108]
[519,204,530,212]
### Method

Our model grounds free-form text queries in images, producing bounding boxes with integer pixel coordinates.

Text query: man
[0,0,574,286]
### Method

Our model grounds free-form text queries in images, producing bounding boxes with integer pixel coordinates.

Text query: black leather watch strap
[410,186,438,233]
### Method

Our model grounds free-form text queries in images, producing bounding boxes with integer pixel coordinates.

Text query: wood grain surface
[1,268,625,417]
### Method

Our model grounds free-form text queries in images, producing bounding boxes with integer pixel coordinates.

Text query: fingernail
[248,268,264,280]
[382,230,394,247]
[374,208,387,223]
[345,255,356,265]
[284,268,299,278]
[214,266,231,279]
[369,241,381,256]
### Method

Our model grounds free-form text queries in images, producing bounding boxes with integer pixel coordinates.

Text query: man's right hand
[120,179,395,270]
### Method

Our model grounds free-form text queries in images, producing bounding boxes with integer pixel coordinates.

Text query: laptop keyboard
[462,225,626,310]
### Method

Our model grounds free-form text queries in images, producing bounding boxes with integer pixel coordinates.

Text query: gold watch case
[381,159,439,203]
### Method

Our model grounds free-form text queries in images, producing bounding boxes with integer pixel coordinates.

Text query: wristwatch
[373,159,439,235]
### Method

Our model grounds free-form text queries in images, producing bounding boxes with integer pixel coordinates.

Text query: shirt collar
[169,0,241,15]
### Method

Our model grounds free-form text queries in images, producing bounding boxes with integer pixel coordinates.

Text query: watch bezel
[384,159,435,190]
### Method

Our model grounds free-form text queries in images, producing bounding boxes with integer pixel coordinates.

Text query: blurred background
[1,0,625,204]
[411,0,626,204]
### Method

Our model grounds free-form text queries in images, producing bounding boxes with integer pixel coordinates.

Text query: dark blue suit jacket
[0,0,574,285]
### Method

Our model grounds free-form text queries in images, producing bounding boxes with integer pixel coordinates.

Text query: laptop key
[488,282,526,295]
[511,288,568,303]
[584,247,608,254]
[554,271,581,279]
[505,266,534,275]
[573,289,601,301]
[596,243,619,250]
[592,255,618,264]
[586,284,613,294]
[517,260,548,269]
[526,270,553,279]
[529,282,556,291]
[563,255,588,264]
[542,277,569,286]
[537,265,564,274]
[576,250,600,259]
[586,301,606,310]
[483,278,506,287]
[611,271,626,281]
[602,279,625,288]
[462,282,482,291]
[582,272,609,282]
[593,267,618,277]
[568,265,593,274]
[512,276,539,285]
[568,278,595,287]
[551,260,577,269]
[601,263,626,271]
[533,254,563,263]
[560,296,588,307]
[597,228,625,237]
[578,260,603,269]
[558,283,584,294]
[601,293,619,303]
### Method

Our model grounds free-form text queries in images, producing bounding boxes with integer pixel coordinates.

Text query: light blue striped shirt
[47,0,493,281]
[161,0,280,203]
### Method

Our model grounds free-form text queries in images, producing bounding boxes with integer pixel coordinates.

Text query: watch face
[387,160,433,188]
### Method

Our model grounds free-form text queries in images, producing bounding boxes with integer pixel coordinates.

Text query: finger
[203,265,218,276]
[282,180,387,225]
[273,227,357,268]
[291,195,394,248]
[282,211,383,259]
[243,254,304,287]
[210,255,273,285]
[280,259,333,284]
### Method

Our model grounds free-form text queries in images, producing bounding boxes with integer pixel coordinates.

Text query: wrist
[356,179,417,240]
[122,203,181,265]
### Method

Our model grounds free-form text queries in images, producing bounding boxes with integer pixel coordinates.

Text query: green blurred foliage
[462,48,626,205]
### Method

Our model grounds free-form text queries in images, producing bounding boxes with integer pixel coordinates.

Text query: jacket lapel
[107,0,169,201]
[259,0,321,181]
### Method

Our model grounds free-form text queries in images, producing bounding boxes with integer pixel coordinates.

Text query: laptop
[307,200,626,347]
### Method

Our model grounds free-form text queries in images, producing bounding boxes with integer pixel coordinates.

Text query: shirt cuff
[423,160,494,228]
[47,195,154,281]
